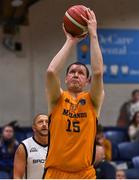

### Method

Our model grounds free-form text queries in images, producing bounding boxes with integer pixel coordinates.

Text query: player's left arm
[89,32,104,118]
[82,9,104,117]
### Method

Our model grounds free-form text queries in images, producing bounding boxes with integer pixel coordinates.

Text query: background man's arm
[13,144,26,179]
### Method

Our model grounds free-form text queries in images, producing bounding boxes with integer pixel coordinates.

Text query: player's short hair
[66,62,89,78]
[33,113,48,125]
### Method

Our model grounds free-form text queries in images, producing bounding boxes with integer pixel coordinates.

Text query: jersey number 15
[66,119,80,132]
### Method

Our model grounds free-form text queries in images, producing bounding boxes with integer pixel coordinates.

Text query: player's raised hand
[81,8,97,36]
[62,24,85,43]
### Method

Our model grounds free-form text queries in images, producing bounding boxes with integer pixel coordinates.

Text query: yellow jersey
[45,91,97,172]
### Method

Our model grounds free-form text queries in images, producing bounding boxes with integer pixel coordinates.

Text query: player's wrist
[66,37,78,46]
[89,33,98,40]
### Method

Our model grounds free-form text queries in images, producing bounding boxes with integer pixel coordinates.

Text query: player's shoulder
[56,90,69,102]
[21,137,35,151]
[80,91,90,98]
[16,142,27,156]
[22,136,33,144]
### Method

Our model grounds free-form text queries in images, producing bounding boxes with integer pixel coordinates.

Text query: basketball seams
[65,11,87,32]
[64,16,84,35]
[69,6,87,26]
[72,6,87,23]
[63,5,89,37]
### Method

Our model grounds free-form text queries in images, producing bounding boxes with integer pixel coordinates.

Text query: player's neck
[34,134,48,146]
[68,90,83,98]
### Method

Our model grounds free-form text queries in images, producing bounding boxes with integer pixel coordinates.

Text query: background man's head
[32,114,48,136]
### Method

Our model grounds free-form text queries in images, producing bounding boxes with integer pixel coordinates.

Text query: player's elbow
[93,70,103,77]
[13,168,24,179]
[102,89,105,100]
[13,174,23,179]
[46,67,56,78]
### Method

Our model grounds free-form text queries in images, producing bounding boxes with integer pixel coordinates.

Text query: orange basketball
[63,5,89,37]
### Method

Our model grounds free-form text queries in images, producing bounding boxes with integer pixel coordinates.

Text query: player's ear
[32,125,36,132]
[88,76,91,84]
[85,79,89,86]
[85,76,90,86]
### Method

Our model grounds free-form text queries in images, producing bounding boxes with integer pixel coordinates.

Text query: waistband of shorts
[46,165,95,173]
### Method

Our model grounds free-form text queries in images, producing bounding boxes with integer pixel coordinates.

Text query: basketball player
[13,114,48,179]
[44,8,104,179]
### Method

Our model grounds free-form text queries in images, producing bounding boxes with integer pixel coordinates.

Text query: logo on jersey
[30,147,38,152]
[79,99,86,105]
[65,98,86,105]
[70,104,77,112]
[65,98,70,103]
[65,98,86,113]
[33,159,45,163]
[63,109,87,118]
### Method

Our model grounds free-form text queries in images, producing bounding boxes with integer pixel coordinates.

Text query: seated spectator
[94,144,116,179]
[128,111,139,142]
[95,144,105,165]
[0,125,19,178]
[96,124,112,161]
[115,169,127,179]
[117,89,139,127]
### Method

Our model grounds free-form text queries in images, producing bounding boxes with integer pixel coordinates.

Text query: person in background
[94,144,105,165]
[14,114,48,179]
[0,124,19,179]
[96,124,112,161]
[128,111,139,142]
[94,144,116,179]
[115,169,127,179]
[117,89,139,127]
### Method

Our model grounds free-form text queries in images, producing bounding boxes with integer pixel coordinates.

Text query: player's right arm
[13,144,26,179]
[46,29,79,114]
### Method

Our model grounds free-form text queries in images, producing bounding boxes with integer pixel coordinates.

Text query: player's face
[33,115,48,136]
[65,64,88,92]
